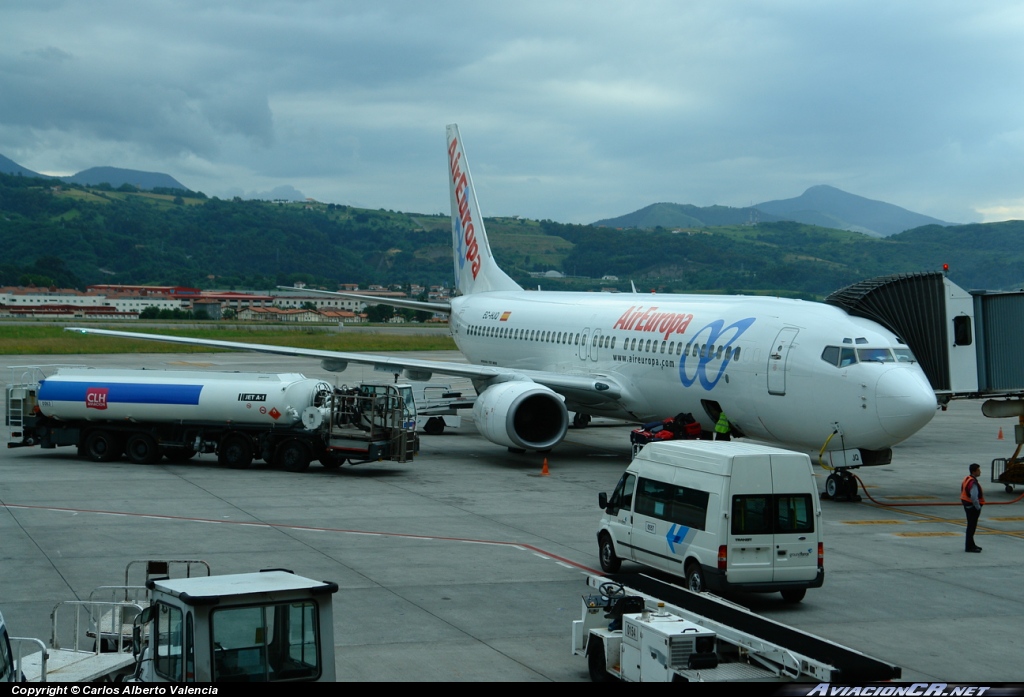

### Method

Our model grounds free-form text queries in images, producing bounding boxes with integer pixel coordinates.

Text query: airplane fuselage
[450,290,937,454]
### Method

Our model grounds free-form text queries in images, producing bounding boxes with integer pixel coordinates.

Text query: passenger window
[731,495,814,534]
[732,496,772,535]
[776,495,814,533]
[636,477,708,530]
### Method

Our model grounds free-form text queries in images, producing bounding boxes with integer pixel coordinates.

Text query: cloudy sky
[2,1,1022,224]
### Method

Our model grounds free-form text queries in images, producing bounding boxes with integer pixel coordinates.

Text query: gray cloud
[2,0,1022,224]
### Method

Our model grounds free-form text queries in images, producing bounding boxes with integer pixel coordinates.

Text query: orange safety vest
[961,475,985,505]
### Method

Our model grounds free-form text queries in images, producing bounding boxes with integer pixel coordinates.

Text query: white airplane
[70,124,937,479]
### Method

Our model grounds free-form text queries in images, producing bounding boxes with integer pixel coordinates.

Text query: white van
[598,441,823,602]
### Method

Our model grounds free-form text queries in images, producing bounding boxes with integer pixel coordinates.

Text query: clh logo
[85,387,109,410]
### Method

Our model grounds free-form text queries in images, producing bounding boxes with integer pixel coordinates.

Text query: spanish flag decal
[499,311,512,321]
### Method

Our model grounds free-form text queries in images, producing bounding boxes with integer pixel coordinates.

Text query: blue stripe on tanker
[39,381,204,405]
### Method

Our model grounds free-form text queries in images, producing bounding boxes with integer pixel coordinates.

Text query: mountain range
[4,152,954,237]
[593,185,954,237]
[0,154,186,191]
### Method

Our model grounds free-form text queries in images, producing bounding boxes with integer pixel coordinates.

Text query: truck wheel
[686,562,706,594]
[276,440,311,473]
[423,417,445,435]
[599,534,621,573]
[781,588,806,603]
[84,431,122,462]
[319,453,346,469]
[125,434,159,464]
[218,434,253,469]
[163,447,196,463]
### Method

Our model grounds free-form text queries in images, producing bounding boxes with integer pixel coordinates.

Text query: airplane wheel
[825,473,842,499]
[573,413,591,428]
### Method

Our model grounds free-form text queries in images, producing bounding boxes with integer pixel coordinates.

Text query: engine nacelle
[473,381,568,451]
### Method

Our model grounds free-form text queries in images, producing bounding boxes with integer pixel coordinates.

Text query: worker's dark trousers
[963,503,981,550]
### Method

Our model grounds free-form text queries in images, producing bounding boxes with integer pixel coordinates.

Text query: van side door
[632,477,709,574]
[605,473,636,561]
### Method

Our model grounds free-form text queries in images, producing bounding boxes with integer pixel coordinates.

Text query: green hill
[0,171,1020,297]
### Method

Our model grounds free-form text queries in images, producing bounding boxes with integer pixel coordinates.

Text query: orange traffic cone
[541,458,550,476]
[998,428,1005,440]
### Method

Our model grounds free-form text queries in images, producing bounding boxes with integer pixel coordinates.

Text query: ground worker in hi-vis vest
[714,412,731,441]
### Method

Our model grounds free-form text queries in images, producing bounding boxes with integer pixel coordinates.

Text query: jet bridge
[827,272,1024,489]
[826,271,1024,401]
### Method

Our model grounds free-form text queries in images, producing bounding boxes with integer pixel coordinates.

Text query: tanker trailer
[6,367,416,471]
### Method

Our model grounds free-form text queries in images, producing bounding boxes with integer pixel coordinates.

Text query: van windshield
[731,494,814,535]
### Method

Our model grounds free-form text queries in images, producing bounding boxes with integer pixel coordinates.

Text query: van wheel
[423,417,445,435]
[781,588,806,603]
[686,563,706,593]
[599,534,621,573]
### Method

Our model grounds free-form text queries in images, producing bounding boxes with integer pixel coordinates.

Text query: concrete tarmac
[2,351,1022,682]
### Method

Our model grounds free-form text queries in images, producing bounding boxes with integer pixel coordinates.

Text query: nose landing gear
[825,469,862,502]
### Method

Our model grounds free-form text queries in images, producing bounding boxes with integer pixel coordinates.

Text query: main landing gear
[824,469,861,502]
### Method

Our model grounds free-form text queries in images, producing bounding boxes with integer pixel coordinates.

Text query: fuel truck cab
[598,441,823,602]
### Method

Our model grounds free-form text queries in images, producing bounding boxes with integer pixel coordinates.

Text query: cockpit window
[893,348,917,363]
[839,348,857,367]
[821,346,840,366]
[857,348,895,363]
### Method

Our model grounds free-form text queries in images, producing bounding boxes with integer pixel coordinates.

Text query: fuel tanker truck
[5,366,418,471]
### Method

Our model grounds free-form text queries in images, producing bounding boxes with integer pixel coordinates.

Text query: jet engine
[473,381,569,451]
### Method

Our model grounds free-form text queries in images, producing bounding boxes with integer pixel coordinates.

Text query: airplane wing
[63,328,625,400]
[274,287,451,315]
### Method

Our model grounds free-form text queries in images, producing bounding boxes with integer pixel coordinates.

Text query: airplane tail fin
[447,124,522,295]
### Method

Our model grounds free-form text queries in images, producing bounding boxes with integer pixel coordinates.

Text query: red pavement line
[1,502,599,573]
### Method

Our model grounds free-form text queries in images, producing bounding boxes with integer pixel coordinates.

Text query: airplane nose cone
[876,368,937,440]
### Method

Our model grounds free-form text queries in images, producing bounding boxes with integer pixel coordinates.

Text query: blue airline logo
[666,524,696,554]
[679,317,756,390]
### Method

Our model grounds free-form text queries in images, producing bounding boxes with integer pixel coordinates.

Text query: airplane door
[590,329,602,362]
[578,328,591,360]
[767,328,799,396]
